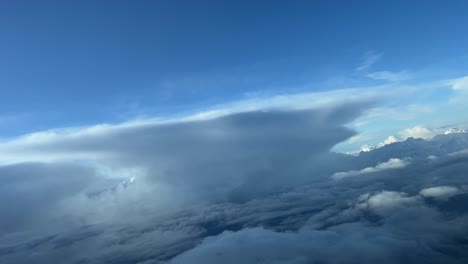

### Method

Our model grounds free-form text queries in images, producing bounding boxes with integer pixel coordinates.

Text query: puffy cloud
[359,144,375,152]
[399,125,436,140]
[419,186,462,201]
[382,135,400,145]
[355,191,422,216]
[332,158,408,180]
[359,136,401,153]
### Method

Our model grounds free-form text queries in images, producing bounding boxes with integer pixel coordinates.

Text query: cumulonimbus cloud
[2,97,468,264]
[0,101,371,234]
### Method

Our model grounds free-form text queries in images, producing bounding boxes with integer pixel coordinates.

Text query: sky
[2,2,468,264]
[1,0,468,150]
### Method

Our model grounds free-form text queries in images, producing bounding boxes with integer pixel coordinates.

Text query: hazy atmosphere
[1,1,468,263]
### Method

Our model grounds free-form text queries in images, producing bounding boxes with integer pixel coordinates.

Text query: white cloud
[332,158,408,180]
[452,76,468,91]
[382,135,400,145]
[419,186,461,201]
[358,136,401,153]
[447,76,468,105]
[444,127,466,135]
[356,51,382,71]
[357,125,466,154]
[356,191,422,216]
[367,71,410,82]
[399,126,436,140]
[359,144,375,152]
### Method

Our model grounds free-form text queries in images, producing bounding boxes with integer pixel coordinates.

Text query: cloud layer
[1,99,468,264]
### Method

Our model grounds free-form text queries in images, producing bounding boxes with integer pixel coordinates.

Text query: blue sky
[1,0,468,151]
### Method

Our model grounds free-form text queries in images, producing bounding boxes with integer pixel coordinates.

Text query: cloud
[452,76,468,91]
[0,101,373,236]
[170,150,468,263]
[2,89,468,263]
[171,190,467,264]
[356,191,422,216]
[3,138,468,263]
[419,186,462,201]
[356,125,468,155]
[0,163,99,234]
[0,89,382,166]
[332,158,408,180]
[447,76,468,105]
[359,135,401,153]
[444,127,467,135]
[367,71,410,82]
[382,135,400,145]
[399,125,436,140]
[356,51,382,71]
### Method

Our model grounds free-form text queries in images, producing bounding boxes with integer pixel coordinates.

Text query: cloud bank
[1,97,468,264]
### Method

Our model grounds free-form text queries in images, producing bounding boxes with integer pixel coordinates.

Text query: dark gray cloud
[0,163,98,234]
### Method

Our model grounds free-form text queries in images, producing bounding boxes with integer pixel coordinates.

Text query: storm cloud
[1,101,468,264]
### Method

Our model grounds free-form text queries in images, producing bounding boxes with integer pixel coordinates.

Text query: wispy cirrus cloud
[367,70,410,82]
[452,76,468,91]
[355,51,383,71]
[356,51,410,83]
